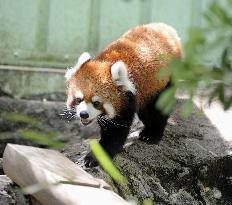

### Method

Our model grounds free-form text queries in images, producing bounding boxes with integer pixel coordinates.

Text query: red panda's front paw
[84,152,98,167]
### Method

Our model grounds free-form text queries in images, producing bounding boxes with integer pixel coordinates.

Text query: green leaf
[156,0,232,114]
[180,100,194,118]
[90,139,127,185]
[143,198,154,205]
[221,46,231,69]
[224,96,232,110]
[204,13,215,26]
[19,129,64,148]
[162,99,176,115]
[156,87,176,114]
[3,112,39,127]
[157,65,171,80]
[228,0,232,6]
[208,87,218,105]
[218,84,225,103]
[209,2,232,25]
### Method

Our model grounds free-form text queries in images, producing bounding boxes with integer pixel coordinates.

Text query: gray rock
[0,175,29,205]
[21,92,66,102]
[0,175,43,205]
[0,97,96,156]
[0,158,3,175]
[0,97,98,138]
[1,96,232,205]
[0,97,79,134]
[63,101,232,205]
[0,97,99,204]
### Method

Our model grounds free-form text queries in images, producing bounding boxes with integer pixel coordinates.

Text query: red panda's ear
[111,61,128,82]
[75,52,91,68]
[65,52,91,80]
[111,61,136,94]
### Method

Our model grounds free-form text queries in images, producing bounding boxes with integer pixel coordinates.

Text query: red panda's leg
[84,91,136,167]
[138,91,170,143]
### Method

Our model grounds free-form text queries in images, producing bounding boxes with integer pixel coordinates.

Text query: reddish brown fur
[68,61,125,114]
[67,23,181,113]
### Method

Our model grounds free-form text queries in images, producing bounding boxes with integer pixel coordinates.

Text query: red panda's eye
[93,101,101,109]
[75,98,82,105]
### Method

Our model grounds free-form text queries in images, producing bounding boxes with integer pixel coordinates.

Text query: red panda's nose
[80,111,89,119]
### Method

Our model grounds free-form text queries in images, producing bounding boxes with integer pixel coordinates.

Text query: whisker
[99,121,107,130]
[99,116,128,128]
[60,108,77,122]
[68,114,76,120]
[97,117,107,130]
[100,117,114,126]
[109,118,128,127]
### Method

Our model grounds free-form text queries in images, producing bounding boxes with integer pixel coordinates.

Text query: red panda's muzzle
[80,118,93,126]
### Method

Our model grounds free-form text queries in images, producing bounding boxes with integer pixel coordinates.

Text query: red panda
[65,23,182,167]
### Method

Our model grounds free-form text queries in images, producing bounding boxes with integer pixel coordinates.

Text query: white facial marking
[74,90,84,99]
[92,96,100,102]
[111,61,136,94]
[66,96,74,110]
[64,52,91,80]
[75,101,102,120]
[103,103,115,118]
[87,103,102,119]
[66,90,84,110]
[76,101,88,117]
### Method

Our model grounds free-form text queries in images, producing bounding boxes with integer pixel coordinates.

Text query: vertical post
[35,0,50,52]
[88,0,101,54]
[139,0,152,24]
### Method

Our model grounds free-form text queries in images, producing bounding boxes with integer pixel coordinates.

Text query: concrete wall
[0,65,65,98]
[0,0,213,96]
[0,0,213,68]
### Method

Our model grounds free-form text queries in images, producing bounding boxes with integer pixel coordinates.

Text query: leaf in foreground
[19,129,64,148]
[90,139,127,185]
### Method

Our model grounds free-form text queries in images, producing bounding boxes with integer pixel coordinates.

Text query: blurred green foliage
[90,140,155,204]
[143,198,154,205]
[90,139,127,185]
[19,129,64,148]
[3,112,64,148]
[3,112,39,127]
[157,0,232,116]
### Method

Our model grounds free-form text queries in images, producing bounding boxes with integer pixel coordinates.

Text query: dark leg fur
[138,87,170,143]
[84,91,136,167]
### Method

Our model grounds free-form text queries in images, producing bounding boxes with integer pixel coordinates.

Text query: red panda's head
[65,52,136,126]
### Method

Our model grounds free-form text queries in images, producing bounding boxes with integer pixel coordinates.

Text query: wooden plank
[3,144,129,205]
[35,0,50,52]
[87,0,101,53]
[139,0,152,24]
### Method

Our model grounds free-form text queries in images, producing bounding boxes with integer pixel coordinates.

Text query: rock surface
[0,89,13,98]
[0,175,31,205]
[0,96,232,205]
[21,92,66,102]
[63,102,232,205]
